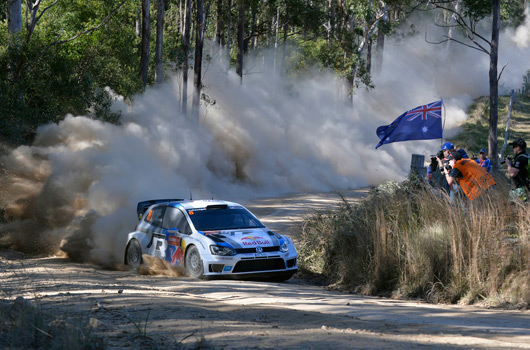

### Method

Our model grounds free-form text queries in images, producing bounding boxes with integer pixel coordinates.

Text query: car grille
[235,246,279,254]
[233,258,286,273]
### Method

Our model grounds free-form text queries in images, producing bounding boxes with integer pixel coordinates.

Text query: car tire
[185,245,204,278]
[126,239,143,267]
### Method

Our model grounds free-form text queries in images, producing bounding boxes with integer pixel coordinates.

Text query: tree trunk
[489,0,500,168]
[215,0,224,45]
[273,5,280,76]
[226,0,232,69]
[251,5,257,52]
[447,0,461,46]
[179,0,183,37]
[327,0,335,67]
[374,23,385,74]
[155,0,165,84]
[236,0,244,83]
[366,38,372,75]
[253,15,259,52]
[136,7,141,37]
[192,0,206,118]
[181,0,192,115]
[7,0,22,42]
[281,9,288,77]
[139,0,151,88]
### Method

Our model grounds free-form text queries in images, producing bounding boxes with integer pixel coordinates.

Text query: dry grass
[0,296,106,349]
[298,175,530,307]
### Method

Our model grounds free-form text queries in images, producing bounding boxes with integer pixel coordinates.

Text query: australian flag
[375,100,443,149]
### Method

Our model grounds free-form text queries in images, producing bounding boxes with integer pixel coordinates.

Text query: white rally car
[124,199,298,281]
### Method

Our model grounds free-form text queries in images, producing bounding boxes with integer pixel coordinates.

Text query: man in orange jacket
[443,150,496,201]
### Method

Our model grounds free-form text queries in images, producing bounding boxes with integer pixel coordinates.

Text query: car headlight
[280,241,289,253]
[210,245,236,256]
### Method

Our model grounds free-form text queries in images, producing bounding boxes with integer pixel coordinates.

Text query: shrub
[298,177,530,306]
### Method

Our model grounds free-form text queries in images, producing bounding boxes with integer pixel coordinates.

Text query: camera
[500,156,512,165]
[444,164,452,172]
[436,150,444,159]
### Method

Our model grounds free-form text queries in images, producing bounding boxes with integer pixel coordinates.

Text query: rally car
[124,199,298,281]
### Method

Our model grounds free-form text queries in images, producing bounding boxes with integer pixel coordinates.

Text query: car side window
[163,207,192,234]
[145,206,166,228]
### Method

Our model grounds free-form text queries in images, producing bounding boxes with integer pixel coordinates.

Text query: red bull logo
[241,236,271,246]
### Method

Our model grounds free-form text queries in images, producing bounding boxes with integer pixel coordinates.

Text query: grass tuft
[298,175,530,306]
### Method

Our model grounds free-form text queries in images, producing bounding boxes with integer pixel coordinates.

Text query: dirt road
[2,189,530,349]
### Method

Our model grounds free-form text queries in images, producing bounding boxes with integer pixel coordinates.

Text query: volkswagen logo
[256,246,263,253]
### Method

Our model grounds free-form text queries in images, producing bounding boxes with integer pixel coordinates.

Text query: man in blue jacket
[476,148,491,173]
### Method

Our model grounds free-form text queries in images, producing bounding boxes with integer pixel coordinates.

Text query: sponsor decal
[203,230,221,235]
[171,246,184,265]
[223,266,233,272]
[168,236,181,246]
[240,235,271,246]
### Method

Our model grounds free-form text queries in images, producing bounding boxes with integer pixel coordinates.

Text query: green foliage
[460,0,494,20]
[0,0,142,146]
[460,0,525,25]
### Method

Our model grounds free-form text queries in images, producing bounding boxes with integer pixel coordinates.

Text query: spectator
[505,138,529,202]
[457,148,469,159]
[434,142,455,192]
[443,151,496,201]
[476,148,491,173]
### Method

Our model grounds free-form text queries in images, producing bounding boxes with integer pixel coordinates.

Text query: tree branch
[31,0,128,64]
[498,63,508,83]
[36,0,59,23]
[426,1,491,55]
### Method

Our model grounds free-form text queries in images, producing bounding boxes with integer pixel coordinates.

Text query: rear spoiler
[136,199,184,220]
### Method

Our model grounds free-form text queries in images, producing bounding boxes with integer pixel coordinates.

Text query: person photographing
[443,150,496,201]
[504,138,529,202]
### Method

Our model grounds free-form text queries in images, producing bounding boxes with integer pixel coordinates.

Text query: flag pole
[440,98,445,148]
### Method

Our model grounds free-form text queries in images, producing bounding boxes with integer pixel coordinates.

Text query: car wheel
[185,245,204,278]
[126,239,143,267]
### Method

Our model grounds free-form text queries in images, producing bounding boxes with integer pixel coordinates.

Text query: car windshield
[187,207,265,231]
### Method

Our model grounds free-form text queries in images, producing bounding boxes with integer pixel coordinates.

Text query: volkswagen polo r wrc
[124,199,298,281]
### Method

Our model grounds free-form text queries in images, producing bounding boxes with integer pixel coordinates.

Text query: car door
[144,206,167,259]
[161,207,191,266]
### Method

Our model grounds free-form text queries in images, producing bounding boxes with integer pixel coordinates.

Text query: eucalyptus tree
[424,0,526,168]
[192,0,208,118]
[236,0,244,81]
[140,0,151,87]
[155,0,165,84]
[7,0,22,41]
[181,0,191,115]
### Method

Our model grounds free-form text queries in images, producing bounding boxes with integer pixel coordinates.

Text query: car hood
[201,228,282,249]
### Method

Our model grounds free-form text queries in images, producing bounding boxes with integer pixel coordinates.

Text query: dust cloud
[1,9,529,267]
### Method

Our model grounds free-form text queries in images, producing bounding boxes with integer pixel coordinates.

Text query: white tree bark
[7,0,22,41]
[155,0,165,84]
